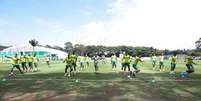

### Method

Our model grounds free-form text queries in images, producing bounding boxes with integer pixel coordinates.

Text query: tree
[45,45,52,48]
[52,45,64,51]
[29,39,39,53]
[195,37,201,49]
[64,42,73,52]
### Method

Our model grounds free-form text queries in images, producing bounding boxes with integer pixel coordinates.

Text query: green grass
[0,60,201,101]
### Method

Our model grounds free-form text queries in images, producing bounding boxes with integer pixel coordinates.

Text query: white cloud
[74,0,201,50]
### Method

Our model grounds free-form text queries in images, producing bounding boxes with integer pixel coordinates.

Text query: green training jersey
[70,54,77,63]
[185,56,195,64]
[33,56,39,63]
[111,55,117,62]
[132,56,142,65]
[20,55,26,62]
[171,56,177,64]
[160,56,164,62]
[11,57,19,65]
[123,55,131,63]
[151,56,157,61]
[64,57,72,65]
[27,56,34,62]
[79,56,85,63]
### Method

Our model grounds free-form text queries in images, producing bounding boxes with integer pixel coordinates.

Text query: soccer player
[63,54,73,77]
[78,55,85,71]
[20,52,28,72]
[33,54,39,71]
[122,52,131,71]
[27,54,34,72]
[170,53,177,74]
[184,53,197,74]
[92,55,100,73]
[44,55,50,67]
[129,56,143,78]
[159,53,165,71]
[85,54,90,68]
[111,53,117,71]
[151,54,157,70]
[6,54,23,76]
[119,53,124,71]
[70,52,78,73]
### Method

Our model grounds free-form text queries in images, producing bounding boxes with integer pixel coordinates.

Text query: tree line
[44,39,201,57]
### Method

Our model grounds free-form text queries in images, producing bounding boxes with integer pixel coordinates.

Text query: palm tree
[195,38,201,49]
[29,39,39,54]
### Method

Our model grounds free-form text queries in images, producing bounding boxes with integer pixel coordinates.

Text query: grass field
[0,59,201,101]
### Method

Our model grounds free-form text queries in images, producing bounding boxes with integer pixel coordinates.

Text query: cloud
[74,0,201,50]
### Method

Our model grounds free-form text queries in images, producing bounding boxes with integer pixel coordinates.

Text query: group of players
[6,51,197,79]
[6,52,40,76]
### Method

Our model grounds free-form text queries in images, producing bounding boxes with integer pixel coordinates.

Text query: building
[0,43,67,63]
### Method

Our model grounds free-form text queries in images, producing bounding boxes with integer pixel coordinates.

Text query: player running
[159,53,165,71]
[184,53,197,74]
[33,54,39,71]
[70,52,78,74]
[20,52,28,72]
[122,52,131,71]
[170,53,177,74]
[129,56,143,78]
[44,55,50,67]
[27,54,34,72]
[111,53,117,72]
[151,54,157,70]
[6,54,23,76]
[63,54,73,77]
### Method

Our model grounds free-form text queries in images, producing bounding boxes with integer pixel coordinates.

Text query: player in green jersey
[151,54,157,70]
[170,53,177,74]
[70,52,78,73]
[129,56,143,78]
[63,54,73,77]
[6,54,23,76]
[184,53,197,74]
[33,54,39,71]
[20,52,28,72]
[159,53,165,72]
[122,52,131,71]
[111,53,117,71]
[27,54,34,72]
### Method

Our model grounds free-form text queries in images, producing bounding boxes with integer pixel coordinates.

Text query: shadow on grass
[0,70,201,101]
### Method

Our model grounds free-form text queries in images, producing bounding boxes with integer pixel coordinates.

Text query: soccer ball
[180,71,188,78]
[75,79,79,83]
[2,78,6,82]
[151,79,155,83]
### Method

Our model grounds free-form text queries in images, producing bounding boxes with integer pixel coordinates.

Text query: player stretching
[20,52,28,72]
[27,54,34,72]
[6,54,23,76]
[33,54,39,71]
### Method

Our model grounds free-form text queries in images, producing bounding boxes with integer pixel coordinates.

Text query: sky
[0,0,200,50]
